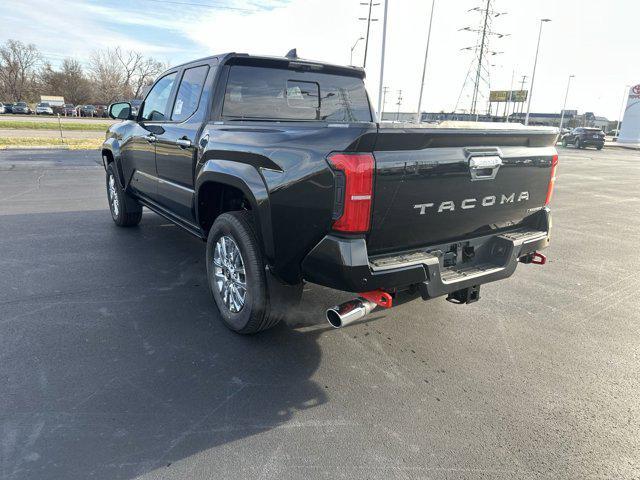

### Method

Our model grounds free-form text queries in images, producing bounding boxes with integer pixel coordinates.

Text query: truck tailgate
[367,127,558,255]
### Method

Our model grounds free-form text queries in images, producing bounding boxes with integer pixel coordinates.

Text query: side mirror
[109,102,132,120]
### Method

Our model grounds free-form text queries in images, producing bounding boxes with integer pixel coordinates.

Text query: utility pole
[360,0,380,68]
[504,68,515,122]
[415,0,436,124]
[518,75,528,120]
[471,0,491,119]
[558,74,574,133]
[381,86,390,119]
[395,90,403,121]
[376,0,389,118]
[525,18,552,125]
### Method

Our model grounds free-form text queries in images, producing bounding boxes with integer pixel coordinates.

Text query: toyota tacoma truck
[102,52,558,334]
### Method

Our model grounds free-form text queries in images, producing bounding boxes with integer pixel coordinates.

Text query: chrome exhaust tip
[326,298,378,328]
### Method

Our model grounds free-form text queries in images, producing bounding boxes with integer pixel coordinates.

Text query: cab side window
[141,72,177,121]
[171,65,209,122]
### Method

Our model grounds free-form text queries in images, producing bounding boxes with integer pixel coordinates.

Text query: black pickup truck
[102,52,558,334]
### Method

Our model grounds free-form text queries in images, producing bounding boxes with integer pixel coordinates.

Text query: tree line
[0,39,166,105]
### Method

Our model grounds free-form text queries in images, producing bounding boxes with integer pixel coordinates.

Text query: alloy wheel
[108,174,120,217]
[213,235,247,313]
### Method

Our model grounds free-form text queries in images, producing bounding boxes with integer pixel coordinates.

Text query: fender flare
[101,139,126,188]
[195,158,275,261]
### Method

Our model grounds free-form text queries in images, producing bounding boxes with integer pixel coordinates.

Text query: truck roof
[168,52,366,78]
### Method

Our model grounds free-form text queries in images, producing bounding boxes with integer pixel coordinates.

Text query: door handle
[145,134,156,143]
[175,138,192,149]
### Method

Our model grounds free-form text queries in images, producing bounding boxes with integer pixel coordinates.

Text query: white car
[35,102,54,115]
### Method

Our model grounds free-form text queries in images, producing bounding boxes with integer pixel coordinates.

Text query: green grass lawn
[0,120,111,131]
[0,137,102,150]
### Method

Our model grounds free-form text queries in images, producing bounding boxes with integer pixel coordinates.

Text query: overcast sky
[3,0,638,120]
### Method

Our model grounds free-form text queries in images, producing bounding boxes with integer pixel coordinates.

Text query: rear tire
[575,138,581,149]
[206,211,302,334]
[106,163,142,227]
[561,138,568,147]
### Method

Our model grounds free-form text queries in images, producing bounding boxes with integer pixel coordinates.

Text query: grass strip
[0,137,101,150]
[0,121,111,131]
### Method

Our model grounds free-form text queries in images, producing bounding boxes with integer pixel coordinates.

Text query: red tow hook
[360,290,393,308]
[531,252,547,265]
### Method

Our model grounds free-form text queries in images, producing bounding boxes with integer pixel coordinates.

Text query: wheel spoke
[220,237,228,264]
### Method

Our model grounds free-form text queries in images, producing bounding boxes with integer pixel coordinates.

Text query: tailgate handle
[468,155,502,181]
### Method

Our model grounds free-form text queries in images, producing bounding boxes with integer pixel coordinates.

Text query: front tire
[575,138,582,149]
[206,211,302,334]
[106,163,142,227]
[561,138,568,147]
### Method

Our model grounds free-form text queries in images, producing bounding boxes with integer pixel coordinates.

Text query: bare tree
[39,58,92,105]
[89,47,165,103]
[131,56,165,99]
[0,39,41,101]
[88,49,129,104]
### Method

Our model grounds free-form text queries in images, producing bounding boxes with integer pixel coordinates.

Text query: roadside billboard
[618,84,640,144]
[489,90,528,102]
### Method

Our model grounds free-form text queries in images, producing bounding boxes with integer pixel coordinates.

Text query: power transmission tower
[359,0,380,68]
[454,0,508,120]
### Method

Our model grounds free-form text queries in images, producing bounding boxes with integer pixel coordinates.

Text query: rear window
[222,65,371,122]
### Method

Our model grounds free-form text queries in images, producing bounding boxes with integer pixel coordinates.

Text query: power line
[138,0,264,13]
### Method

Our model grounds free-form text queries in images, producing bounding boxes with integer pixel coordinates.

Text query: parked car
[561,127,605,149]
[96,105,109,118]
[12,102,31,115]
[0,104,5,114]
[35,102,54,115]
[1,102,12,113]
[80,104,97,117]
[102,52,557,334]
[60,103,76,116]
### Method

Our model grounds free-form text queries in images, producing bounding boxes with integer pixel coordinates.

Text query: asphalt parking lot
[1,146,639,480]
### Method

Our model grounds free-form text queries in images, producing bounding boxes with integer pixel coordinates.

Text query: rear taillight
[327,153,374,233]
[545,154,559,205]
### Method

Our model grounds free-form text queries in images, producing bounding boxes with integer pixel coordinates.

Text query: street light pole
[350,37,364,65]
[525,18,551,125]
[376,0,389,118]
[615,84,630,139]
[415,0,436,124]
[558,74,574,133]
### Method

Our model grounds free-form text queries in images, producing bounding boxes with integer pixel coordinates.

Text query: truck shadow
[0,210,335,480]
